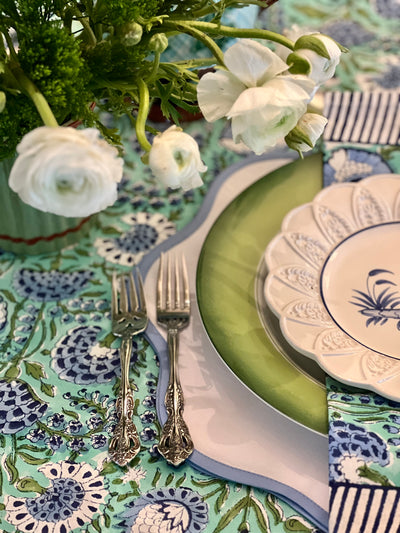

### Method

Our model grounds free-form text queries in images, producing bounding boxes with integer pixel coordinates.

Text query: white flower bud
[149,126,207,190]
[119,22,143,46]
[285,112,328,155]
[293,34,344,84]
[148,33,168,54]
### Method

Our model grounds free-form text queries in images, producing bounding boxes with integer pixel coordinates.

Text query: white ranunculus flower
[293,34,342,85]
[197,39,316,154]
[197,39,290,122]
[229,77,314,154]
[9,126,123,217]
[149,126,207,190]
[285,112,328,154]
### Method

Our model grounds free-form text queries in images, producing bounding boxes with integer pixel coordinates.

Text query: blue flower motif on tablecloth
[5,461,107,533]
[323,20,375,47]
[87,414,103,430]
[46,434,64,452]
[374,0,400,18]
[140,426,157,442]
[94,212,175,266]
[0,380,48,434]
[323,148,392,186]
[329,420,390,483]
[68,437,86,452]
[51,325,123,384]
[27,428,46,443]
[120,487,208,532]
[91,434,107,449]
[13,269,93,301]
[47,413,65,428]
[140,410,156,424]
[375,64,400,89]
[66,420,84,434]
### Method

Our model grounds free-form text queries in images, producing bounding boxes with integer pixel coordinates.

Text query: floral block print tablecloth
[0,117,322,533]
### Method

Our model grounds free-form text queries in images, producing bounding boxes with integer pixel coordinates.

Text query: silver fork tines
[157,252,194,466]
[109,269,148,467]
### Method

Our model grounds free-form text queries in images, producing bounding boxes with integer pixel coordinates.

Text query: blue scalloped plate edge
[139,150,328,532]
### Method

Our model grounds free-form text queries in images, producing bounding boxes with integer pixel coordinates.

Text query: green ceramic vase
[0,156,94,254]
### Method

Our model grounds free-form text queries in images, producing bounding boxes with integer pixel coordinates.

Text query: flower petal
[224,39,289,86]
[228,77,311,118]
[197,69,245,121]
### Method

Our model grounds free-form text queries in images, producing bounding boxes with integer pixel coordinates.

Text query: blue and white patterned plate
[264,174,400,400]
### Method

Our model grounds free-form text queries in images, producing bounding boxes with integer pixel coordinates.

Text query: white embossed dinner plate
[264,174,400,401]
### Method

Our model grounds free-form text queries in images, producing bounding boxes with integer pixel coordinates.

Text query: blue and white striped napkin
[330,483,400,532]
[324,90,400,146]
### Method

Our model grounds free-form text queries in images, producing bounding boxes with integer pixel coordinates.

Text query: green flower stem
[135,79,152,153]
[169,57,218,69]
[73,8,97,47]
[161,22,225,66]
[163,20,295,50]
[2,31,18,62]
[192,0,266,18]
[14,304,45,363]
[146,51,161,85]
[12,433,18,465]
[11,67,58,127]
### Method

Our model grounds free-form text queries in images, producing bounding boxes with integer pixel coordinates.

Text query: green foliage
[100,0,164,25]
[0,94,39,159]
[0,0,96,154]
[17,21,92,122]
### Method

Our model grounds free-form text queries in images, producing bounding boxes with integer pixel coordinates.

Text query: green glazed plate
[196,153,329,435]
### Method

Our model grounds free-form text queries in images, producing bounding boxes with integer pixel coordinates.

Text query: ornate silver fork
[109,269,147,467]
[156,252,194,466]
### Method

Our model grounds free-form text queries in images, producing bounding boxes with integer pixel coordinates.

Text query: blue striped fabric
[323,91,400,145]
[330,483,400,533]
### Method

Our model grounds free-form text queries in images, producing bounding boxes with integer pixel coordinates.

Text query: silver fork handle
[109,336,141,466]
[158,328,194,466]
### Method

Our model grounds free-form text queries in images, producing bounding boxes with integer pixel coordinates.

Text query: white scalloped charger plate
[264,174,400,401]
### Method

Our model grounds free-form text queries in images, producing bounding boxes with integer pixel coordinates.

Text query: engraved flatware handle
[158,328,194,467]
[109,336,140,466]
